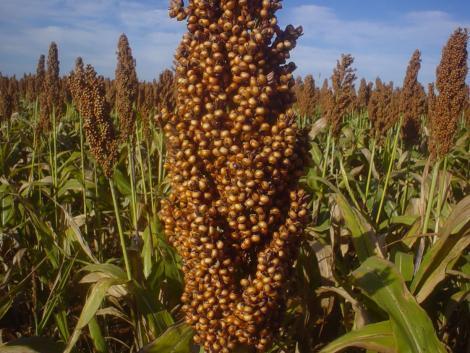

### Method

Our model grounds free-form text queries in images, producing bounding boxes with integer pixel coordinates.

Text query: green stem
[109,178,132,281]
[128,140,138,237]
[322,128,332,179]
[401,151,412,214]
[29,99,39,193]
[375,116,402,224]
[330,139,336,176]
[422,159,441,235]
[157,130,165,198]
[434,156,447,233]
[79,113,88,235]
[415,158,441,273]
[52,108,58,228]
[434,156,448,234]
[146,137,155,216]
[364,138,376,203]
[136,127,148,205]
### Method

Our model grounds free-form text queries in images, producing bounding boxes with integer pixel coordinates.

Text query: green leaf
[336,193,383,261]
[137,322,194,353]
[0,337,65,353]
[113,168,132,196]
[82,263,128,281]
[411,195,470,302]
[394,251,414,282]
[400,218,422,248]
[1,193,14,225]
[88,316,108,353]
[352,256,446,353]
[64,277,125,353]
[142,224,154,279]
[319,321,396,353]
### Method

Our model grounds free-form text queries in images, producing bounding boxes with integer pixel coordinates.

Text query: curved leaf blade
[319,321,396,353]
[352,256,446,353]
[138,322,194,353]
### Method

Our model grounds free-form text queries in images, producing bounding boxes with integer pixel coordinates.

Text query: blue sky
[0,0,469,85]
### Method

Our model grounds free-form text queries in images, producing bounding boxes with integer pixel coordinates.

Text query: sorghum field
[0,1,469,353]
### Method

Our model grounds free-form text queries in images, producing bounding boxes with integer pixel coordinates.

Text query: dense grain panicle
[318,78,331,114]
[22,73,36,102]
[39,42,61,131]
[465,84,470,125]
[69,59,118,177]
[104,78,117,107]
[294,74,317,118]
[357,78,372,111]
[9,77,20,115]
[115,33,138,143]
[160,1,309,351]
[35,54,45,101]
[155,69,176,112]
[429,28,469,157]
[0,74,13,122]
[327,54,357,137]
[390,85,401,126]
[138,81,156,137]
[368,78,394,142]
[400,49,424,146]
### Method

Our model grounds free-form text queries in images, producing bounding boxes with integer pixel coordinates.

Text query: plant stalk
[375,116,402,224]
[109,178,132,281]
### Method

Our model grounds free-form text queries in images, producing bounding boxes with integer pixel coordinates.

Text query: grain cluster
[429,28,468,157]
[116,34,138,143]
[69,58,118,177]
[39,42,60,131]
[160,1,309,351]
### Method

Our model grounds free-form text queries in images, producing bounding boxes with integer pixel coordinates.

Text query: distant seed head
[429,28,468,158]
[115,33,138,143]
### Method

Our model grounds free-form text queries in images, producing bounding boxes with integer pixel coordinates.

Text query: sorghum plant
[429,28,468,158]
[357,78,372,112]
[39,42,60,131]
[115,33,138,143]
[35,54,45,102]
[400,49,425,146]
[0,74,13,122]
[294,74,317,118]
[160,0,308,351]
[327,54,356,137]
[69,59,118,177]
[368,78,394,142]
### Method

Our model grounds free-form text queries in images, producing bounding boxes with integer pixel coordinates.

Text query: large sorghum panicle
[35,54,45,101]
[357,78,372,112]
[327,54,356,137]
[8,77,20,115]
[429,28,468,158]
[39,42,60,131]
[154,68,176,125]
[24,73,36,102]
[400,49,424,146]
[69,59,118,177]
[156,69,176,112]
[160,1,309,352]
[368,78,394,141]
[104,78,116,108]
[318,78,331,114]
[294,74,317,118]
[116,33,138,143]
[0,74,13,122]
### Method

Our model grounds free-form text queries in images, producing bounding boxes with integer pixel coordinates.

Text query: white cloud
[0,1,468,84]
[282,4,469,84]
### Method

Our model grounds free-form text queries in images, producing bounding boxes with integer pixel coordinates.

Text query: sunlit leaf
[352,256,446,353]
[319,321,396,353]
